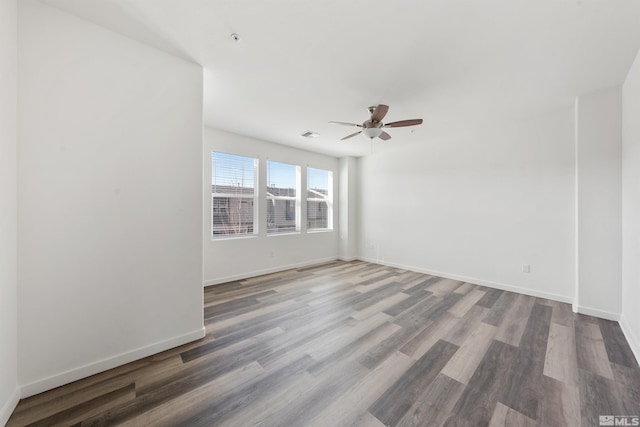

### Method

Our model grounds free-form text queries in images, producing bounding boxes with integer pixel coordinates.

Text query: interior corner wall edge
[575,86,623,318]
[0,0,19,422]
[357,107,576,302]
[203,127,340,285]
[622,47,640,363]
[17,0,204,394]
[339,156,358,261]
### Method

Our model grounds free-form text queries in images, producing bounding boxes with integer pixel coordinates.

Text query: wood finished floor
[8,260,640,427]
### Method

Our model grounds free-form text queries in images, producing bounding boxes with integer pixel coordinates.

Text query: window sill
[267,231,300,237]
[307,229,333,234]
[211,234,258,242]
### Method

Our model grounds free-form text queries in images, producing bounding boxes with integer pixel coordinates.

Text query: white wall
[575,87,622,319]
[18,0,204,396]
[339,156,358,261]
[622,49,640,362]
[358,108,576,302]
[0,0,19,423]
[203,128,339,285]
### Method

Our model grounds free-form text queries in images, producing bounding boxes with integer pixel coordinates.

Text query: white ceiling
[41,0,640,157]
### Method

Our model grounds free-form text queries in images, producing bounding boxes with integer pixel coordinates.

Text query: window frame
[306,167,333,232]
[266,160,301,235]
[211,151,259,240]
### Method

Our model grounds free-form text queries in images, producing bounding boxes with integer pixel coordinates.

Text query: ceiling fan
[329,104,423,140]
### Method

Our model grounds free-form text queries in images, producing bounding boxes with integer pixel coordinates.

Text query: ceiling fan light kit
[362,127,383,139]
[330,104,423,141]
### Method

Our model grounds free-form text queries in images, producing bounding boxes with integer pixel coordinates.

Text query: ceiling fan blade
[384,119,423,128]
[341,131,362,140]
[371,104,389,122]
[329,121,362,127]
[379,131,392,141]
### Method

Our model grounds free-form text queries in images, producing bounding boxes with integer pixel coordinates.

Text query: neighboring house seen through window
[307,167,333,231]
[267,161,300,234]
[211,152,258,238]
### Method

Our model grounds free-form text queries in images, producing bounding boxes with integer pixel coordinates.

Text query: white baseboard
[338,256,358,262]
[0,386,20,426]
[575,305,621,321]
[358,257,574,305]
[620,315,640,367]
[20,327,205,398]
[203,257,338,286]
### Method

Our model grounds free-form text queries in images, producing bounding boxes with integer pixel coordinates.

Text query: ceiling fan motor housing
[363,120,383,129]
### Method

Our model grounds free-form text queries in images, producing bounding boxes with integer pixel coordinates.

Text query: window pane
[307,200,328,229]
[212,152,257,237]
[267,161,299,234]
[307,167,332,231]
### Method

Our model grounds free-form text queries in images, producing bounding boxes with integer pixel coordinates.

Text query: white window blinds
[211,152,258,238]
[267,161,300,234]
[307,167,333,230]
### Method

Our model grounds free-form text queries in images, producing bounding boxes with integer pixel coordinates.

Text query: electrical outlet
[522,264,531,273]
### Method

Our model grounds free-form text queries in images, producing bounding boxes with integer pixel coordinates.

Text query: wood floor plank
[401,275,439,291]
[598,318,640,369]
[27,384,136,427]
[382,290,430,317]
[449,339,518,427]
[499,303,552,420]
[369,339,459,426]
[441,322,498,384]
[352,281,405,310]
[172,355,316,427]
[401,312,459,359]
[488,402,536,427]
[351,411,387,427]
[352,291,409,320]
[7,260,639,427]
[575,317,615,379]
[258,360,370,427]
[219,370,318,427]
[306,311,391,360]
[205,298,299,333]
[10,359,151,416]
[426,278,466,296]
[494,294,536,347]
[444,304,490,346]
[358,318,431,369]
[549,300,575,326]
[579,368,627,427]
[395,373,466,427]
[308,321,402,376]
[307,351,414,427]
[454,282,476,295]
[8,372,140,426]
[118,362,265,427]
[612,362,640,405]
[483,291,518,327]
[476,288,504,309]
[138,327,283,394]
[448,289,487,317]
[543,322,579,386]
[354,270,398,286]
[536,375,580,427]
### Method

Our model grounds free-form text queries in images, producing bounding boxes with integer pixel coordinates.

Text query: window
[211,152,258,238]
[307,167,333,231]
[267,161,300,234]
